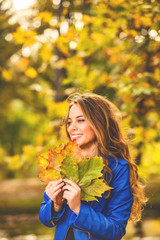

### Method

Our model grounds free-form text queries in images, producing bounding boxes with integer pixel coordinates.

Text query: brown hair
[65,92,147,222]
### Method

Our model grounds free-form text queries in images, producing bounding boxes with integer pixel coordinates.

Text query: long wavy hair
[65,92,147,222]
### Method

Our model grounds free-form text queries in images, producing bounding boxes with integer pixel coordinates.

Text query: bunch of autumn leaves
[37,141,111,201]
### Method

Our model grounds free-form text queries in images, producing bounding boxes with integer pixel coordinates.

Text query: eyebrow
[68,115,84,120]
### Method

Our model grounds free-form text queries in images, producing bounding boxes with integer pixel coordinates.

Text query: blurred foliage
[0,0,160,179]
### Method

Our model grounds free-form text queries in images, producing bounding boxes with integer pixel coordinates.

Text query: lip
[71,134,83,140]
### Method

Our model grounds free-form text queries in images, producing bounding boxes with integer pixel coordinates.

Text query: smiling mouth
[71,135,82,140]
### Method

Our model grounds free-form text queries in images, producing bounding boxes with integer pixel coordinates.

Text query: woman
[39,93,146,240]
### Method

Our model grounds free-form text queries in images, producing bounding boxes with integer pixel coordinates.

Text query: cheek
[85,126,96,140]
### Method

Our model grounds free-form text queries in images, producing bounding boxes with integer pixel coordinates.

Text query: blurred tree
[0,0,159,178]
[0,0,21,108]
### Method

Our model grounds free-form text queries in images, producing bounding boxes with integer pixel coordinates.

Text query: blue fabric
[39,156,134,240]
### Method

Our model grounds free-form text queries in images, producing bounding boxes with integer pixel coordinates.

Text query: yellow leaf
[13,27,37,44]
[139,143,160,178]
[2,69,12,81]
[16,58,29,70]
[37,141,110,201]
[143,99,155,107]
[123,94,132,101]
[39,45,52,61]
[141,16,152,27]
[91,32,105,44]
[37,12,52,23]
[37,155,49,170]
[129,30,137,37]
[25,37,37,46]
[82,14,93,24]
[62,8,68,16]
[111,0,125,4]
[25,67,38,78]
[55,59,66,69]
[46,100,69,118]
[7,155,21,170]
[56,39,69,56]
[39,169,61,183]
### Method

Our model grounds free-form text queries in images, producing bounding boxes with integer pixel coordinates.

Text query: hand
[62,179,81,215]
[46,179,64,212]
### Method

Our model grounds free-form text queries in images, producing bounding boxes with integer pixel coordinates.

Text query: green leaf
[37,141,111,202]
[81,189,98,202]
[61,155,79,183]
[78,156,104,187]
[82,179,111,197]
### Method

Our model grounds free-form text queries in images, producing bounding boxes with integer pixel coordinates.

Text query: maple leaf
[39,169,61,184]
[47,144,65,171]
[78,156,104,187]
[37,141,112,201]
[61,155,79,183]
[37,155,49,171]
[81,190,98,202]
[37,144,65,183]
[64,141,82,163]
[60,141,81,182]
[81,179,111,201]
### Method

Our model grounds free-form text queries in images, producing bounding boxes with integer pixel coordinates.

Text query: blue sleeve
[39,191,66,227]
[69,162,133,240]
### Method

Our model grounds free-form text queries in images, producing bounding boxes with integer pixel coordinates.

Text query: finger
[47,182,64,196]
[63,179,80,190]
[46,182,57,192]
[53,182,64,192]
[46,182,52,191]
[46,179,63,191]
[63,189,76,198]
[48,179,63,187]
[46,182,64,197]
[46,187,60,201]
[52,179,63,187]
[50,188,62,201]
[46,181,54,191]
[53,188,62,198]
[63,192,72,200]
[62,185,77,193]
[46,182,54,192]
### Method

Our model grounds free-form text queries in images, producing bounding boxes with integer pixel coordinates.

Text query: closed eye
[67,121,72,126]
[78,119,85,123]
[67,118,85,126]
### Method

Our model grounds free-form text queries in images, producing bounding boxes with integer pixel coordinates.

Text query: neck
[80,142,98,158]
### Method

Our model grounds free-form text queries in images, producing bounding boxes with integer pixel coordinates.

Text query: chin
[76,141,83,148]
[74,138,83,147]
[76,142,82,147]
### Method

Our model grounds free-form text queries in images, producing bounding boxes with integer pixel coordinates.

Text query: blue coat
[39,156,133,240]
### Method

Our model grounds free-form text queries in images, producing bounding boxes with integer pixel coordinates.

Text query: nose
[69,121,78,132]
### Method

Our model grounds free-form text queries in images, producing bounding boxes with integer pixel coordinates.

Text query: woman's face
[67,104,96,150]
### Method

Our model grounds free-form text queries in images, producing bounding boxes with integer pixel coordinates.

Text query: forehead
[68,104,84,118]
